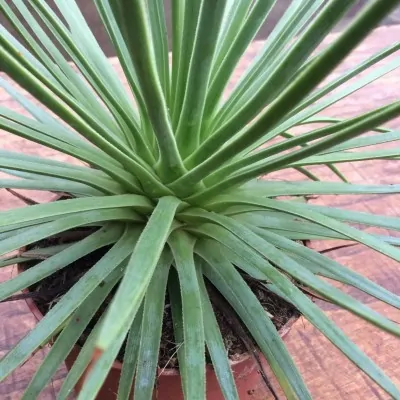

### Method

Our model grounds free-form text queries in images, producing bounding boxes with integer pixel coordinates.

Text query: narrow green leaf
[322,130,400,153]
[94,0,156,161]
[232,210,348,239]
[170,0,202,129]
[185,0,355,170]
[287,44,400,121]
[291,166,323,182]
[76,303,145,400]
[96,197,180,350]
[0,110,140,193]
[0,156,119,195]
[195,226,400,399]
[1,0,124,137]
[216,0,324,124]
[174,0,399,192]
[232,210,400,245]
[235,221,400,335]
[253,228,400,309]
[196,240,311,400]
[0,78,86,148]
[241,180,400,197]
[0,168,40,181]
[58,313,107,400]
[147,0,169,100]
[0,178,102,197]
[295,202,400,232]
[21,243,73,259]
[0,33,121,148]
[196,265,239,400]
[110,0,185,182]
[0,148,98,174]
[0,40,166,194]
[254,56,400,153]
[32,0,141,145]
[76,321,128,400]
[204,196,400,262]
[189,211,400,337]
[175,0,228,156]
[0,225,42,242]
[211,0,355,138]
[193,101,400,201]
[205,0,276,120]
[117,306,144,400]
[0,256,34,269]
[22,270,119,399]
[216,103,395,182]
[0,224,122,302]
[54,0,139,111]
[212,0,253,72]
[260,229,400,244]
[133,255,171,400]
[0,195,150,231]
[168,231,205,400]
[0,209,138,257]
[167,268,186,395]
[0,226,137,381]
[294,148,400,166]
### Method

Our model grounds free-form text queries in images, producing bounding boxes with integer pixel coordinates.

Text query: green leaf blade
[96,197,180,351]
[168,231,205,400]
[133,256,171,400]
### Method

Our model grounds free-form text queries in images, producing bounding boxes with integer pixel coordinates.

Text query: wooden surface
[0,25,399,399]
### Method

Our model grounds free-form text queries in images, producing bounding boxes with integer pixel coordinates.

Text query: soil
[20,229,299,369]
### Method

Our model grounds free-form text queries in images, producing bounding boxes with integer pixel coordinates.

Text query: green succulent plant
[0,0,400,398]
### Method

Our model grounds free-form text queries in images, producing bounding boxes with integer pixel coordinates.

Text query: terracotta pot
[64,327,296,400]
[18,270,297,400]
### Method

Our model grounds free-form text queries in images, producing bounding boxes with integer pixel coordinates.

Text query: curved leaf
[96,197,180,351]
[196,239,311,400]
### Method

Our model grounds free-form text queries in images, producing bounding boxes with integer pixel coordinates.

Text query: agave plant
[0,0,400,398]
